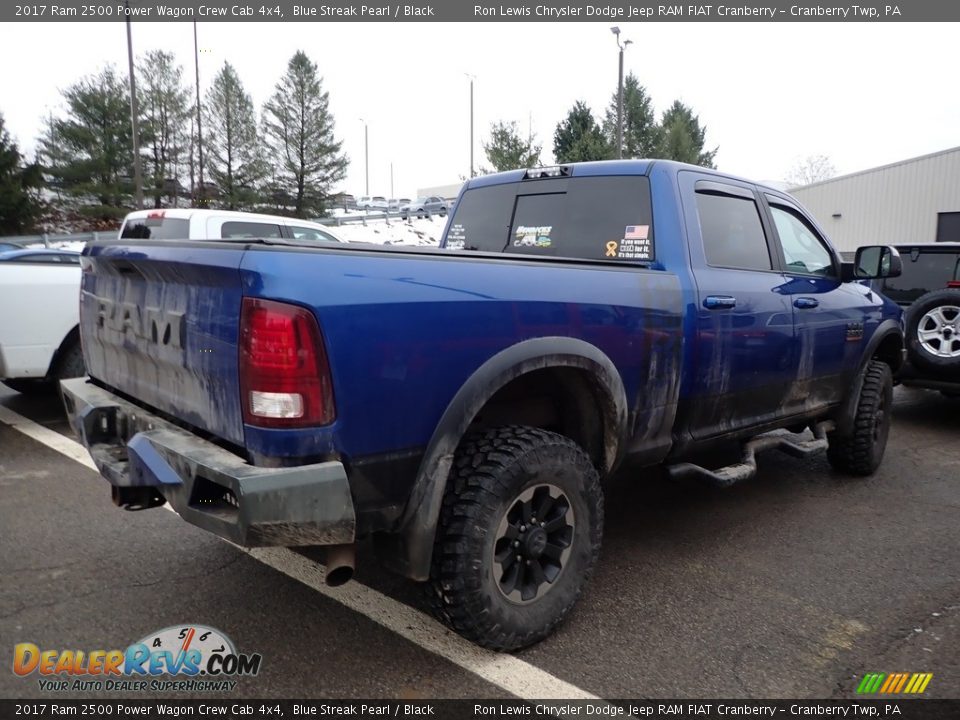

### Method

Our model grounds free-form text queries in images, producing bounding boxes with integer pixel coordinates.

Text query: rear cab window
[120,216,190,240]
[220,221,283,239]
[445,175,654,262]
[695,190,771,272]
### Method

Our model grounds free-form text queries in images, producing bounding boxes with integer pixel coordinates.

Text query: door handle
[794,297,820,309]
[703,295,737,310]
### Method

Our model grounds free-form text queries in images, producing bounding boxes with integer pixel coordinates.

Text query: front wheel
[827,360,893,476]
[426,426,603,651]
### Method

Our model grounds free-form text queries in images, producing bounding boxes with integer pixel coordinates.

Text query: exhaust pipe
[324,544,356,587]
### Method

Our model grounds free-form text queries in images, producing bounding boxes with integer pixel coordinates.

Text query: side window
[290,226,339,243]
[769,205,835,277]
[696,192,772,271]
[220,221,283,239]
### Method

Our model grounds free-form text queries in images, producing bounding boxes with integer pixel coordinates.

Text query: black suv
[875,243,960,393]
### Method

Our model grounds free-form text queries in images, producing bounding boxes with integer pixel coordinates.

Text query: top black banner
[3,0,956,22]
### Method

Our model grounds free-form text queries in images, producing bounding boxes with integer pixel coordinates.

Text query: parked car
[400,196,448,220]
[387,198,412,213]
[0,250,84,395]
[872,242,960,394]
[119,209,348,244]
[0,248,81,264]
[357,196,388,211]
[62,159,903,652]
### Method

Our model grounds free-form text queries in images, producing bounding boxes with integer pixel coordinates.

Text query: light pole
[193,21,204,206]
[359,118,369,195]
[465,73,475,178]
[610,27,632,159]
[124,0,143,208]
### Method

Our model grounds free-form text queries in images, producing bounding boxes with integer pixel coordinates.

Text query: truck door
[761,194,865,408]
[679,172,798,439]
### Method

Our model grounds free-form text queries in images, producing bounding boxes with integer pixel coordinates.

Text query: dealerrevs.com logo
[13,625,262,692]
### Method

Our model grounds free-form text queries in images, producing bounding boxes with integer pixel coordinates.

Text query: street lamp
[193,21,205,207]
[124,0,143,208]
[465,73,475,178]
[359,118,369,195]
[610,26,632,159]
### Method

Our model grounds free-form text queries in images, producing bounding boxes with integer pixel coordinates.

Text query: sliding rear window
[120,217,190,240]
[446,176,653,262]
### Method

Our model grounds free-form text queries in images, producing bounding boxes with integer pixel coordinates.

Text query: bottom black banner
[1,700,957,720]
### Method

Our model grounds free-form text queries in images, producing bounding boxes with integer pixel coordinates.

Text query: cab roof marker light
[523,166,570,180]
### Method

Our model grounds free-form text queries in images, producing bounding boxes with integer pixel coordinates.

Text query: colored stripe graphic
[857,672,932,694]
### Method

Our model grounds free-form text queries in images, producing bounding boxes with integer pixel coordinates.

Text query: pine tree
[657,100,717,168]
[602,73,659,159]
[203,62,266,210]
[482,121,541,172]
[553,101,611,164]
[0,113,43,234]
[39,66,134,215]
[262,51,347,217]
[137,50,191,208]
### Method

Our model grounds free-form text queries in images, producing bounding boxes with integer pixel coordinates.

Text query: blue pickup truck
[62,160,905,651]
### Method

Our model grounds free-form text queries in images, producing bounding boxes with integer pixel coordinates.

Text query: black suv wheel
[426,426,603,651]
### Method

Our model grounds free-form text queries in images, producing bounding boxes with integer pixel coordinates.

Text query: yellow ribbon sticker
[605,241,618,257]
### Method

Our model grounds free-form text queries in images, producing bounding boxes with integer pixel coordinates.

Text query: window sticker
[513,225,553,249]
[617,224,652,260]
[447,223,466,249]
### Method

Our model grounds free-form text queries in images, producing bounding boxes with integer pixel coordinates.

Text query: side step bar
[666,421,835,488]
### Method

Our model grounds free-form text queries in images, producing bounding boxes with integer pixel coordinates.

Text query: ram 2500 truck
[61,160,905,651]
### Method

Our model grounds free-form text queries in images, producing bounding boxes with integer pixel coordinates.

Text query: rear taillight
[948,281,960,288]
[239,298,335,428]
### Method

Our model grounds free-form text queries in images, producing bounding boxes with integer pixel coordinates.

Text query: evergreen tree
[657,100,717,168]
[553,101,611,163]
[602,73,659,159]
[0,113,43,234]
[262,51,347,217]
[39,66,133,214]
[137,50,191,208]
[482,120,541,172]
[204,62,266,210]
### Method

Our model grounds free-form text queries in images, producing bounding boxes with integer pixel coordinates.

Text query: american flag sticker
[624,225,649,240]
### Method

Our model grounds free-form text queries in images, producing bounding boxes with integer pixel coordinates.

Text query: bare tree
[786,154,837,187]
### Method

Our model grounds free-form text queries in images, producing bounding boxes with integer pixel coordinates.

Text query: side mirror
[853,245,902,280]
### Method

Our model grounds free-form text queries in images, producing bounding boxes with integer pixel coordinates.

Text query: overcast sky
[1,21,957,196]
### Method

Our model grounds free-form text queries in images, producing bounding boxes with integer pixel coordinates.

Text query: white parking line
[0,404,600,701]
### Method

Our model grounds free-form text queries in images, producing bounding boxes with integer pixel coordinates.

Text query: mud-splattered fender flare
[394,336,628,581]
[834,319,904,437]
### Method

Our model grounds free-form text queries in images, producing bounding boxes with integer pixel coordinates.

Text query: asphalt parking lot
[1,383,957,701]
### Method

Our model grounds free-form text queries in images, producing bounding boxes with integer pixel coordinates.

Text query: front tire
[426,426,603,651]
[827,360,893,476]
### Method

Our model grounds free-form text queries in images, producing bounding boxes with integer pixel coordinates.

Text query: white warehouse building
[789,146,960,254]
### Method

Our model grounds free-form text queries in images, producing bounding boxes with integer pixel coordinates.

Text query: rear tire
[426,426,603,651]
[827,360,893,476]
[55,341,85,379]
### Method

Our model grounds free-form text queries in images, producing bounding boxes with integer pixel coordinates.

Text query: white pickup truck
[1,210,348,394]
[0,248,84,394]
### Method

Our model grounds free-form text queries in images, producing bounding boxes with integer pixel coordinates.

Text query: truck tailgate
[80,243,246,446]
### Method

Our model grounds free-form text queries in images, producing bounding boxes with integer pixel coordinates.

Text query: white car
[0,249,84,394]
[356,196,388,211]
[118,208,349,243]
